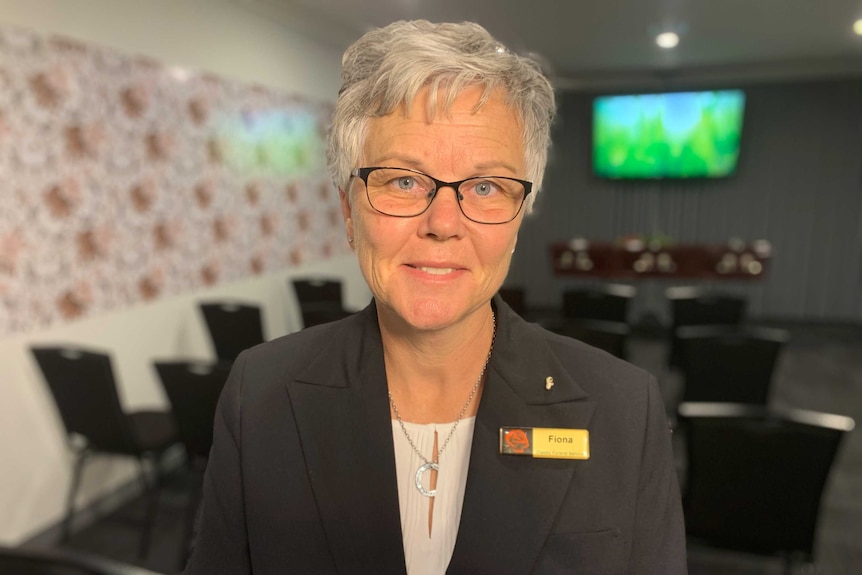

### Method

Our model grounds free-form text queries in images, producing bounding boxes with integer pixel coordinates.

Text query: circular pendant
[415,462,439,497]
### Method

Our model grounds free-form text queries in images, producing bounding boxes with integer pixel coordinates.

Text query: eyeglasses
[350,167,532,225]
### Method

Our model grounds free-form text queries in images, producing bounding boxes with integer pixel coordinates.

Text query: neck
[380,306,495,424]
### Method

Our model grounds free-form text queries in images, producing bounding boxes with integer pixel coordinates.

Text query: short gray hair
[326,20,556,212]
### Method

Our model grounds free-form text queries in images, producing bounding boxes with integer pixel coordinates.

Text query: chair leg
[136,456,160,560]
[61,451,88,544]
[179,458,203,570]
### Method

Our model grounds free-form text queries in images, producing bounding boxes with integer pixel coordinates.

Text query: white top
[392,417,476,575]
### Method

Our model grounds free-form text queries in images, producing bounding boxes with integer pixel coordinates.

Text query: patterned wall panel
[0,25,348,336]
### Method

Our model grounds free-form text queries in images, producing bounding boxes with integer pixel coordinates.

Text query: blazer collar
[288,302,407,573]
[489,294,590,405]
[290,298,596,574]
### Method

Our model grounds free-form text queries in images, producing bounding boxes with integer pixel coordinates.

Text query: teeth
[417,266,455,275]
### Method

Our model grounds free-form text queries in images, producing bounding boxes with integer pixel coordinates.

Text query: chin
[389,298,464,331]
[405,295,494,332]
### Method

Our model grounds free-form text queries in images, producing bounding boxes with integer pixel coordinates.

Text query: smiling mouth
[408,265,458,275]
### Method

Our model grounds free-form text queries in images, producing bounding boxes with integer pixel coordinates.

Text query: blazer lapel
[286,305,407,574]
[449,304,597,574]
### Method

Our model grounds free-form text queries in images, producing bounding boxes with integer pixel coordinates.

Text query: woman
[186,20,686,575]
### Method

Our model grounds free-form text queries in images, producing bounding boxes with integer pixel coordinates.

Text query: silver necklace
[388,312,496,498]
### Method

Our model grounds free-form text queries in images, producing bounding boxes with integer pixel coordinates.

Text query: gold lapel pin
[545,376,554,390]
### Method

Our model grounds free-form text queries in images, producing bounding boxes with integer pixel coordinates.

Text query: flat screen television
[593,89,745,179]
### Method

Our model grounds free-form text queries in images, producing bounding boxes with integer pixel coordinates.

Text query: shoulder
[229,309,370,393]
[509,318,669,462]
[245,314,357,361]
[512,316,656,409]
[548,324,651,382]
[534,323,664,436]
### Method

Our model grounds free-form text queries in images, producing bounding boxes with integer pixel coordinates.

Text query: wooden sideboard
[550,239,771,280]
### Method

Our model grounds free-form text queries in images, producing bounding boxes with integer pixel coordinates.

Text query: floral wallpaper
[0,25,348,336]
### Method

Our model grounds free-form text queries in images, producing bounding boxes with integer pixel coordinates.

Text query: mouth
[406,264,460,275]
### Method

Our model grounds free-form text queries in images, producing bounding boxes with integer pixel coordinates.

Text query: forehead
[361,85,526,175]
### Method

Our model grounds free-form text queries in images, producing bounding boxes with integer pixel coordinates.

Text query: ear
[339,189,354,244]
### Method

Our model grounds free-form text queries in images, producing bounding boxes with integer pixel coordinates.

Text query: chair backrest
[562,284,635,323]
[677,325,789,404]
[31,347,138,455]
[154,361,232,460]
[667,287,747,329]
[199,301,265,362]
[550,319,629,360]
[291,277,352,328]
[292,277,344,307]
[497,286,526,315]
[678,402,854,562]
[666,287,748,369]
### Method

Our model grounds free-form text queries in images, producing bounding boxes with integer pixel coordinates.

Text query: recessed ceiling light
[854,19,862,36]
[656,32,680,49]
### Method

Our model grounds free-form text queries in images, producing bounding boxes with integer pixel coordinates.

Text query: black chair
[562,284,636,324]
[30,347,178,559]
[0,545,164,575]
[291,277,353,328]
[548,319,630,360]
[677,325,789,405]
[154,360,232,569]
[199,301,265,362]
[678,402,854,574]
[666,286,747,369]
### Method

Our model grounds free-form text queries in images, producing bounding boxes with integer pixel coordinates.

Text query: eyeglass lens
[362,168,525,224]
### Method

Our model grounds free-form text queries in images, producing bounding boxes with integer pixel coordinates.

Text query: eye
[472,180,497,197]
[396,176,415,190]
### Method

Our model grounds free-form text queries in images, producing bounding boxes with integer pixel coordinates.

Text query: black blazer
[186,298,686,574]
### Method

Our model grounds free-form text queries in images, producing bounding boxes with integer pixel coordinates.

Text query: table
[550,239,771,280]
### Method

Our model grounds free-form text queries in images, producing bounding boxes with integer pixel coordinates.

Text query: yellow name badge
[499,427,590,460]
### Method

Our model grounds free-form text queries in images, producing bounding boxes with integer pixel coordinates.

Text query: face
[340,85,526,332]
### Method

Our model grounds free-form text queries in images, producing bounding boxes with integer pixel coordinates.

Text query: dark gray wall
[509,78,862,324]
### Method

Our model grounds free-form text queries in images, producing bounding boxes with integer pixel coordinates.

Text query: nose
[420,185,465,239]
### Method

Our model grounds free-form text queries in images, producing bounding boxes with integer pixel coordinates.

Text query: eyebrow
[368,154,425,169]
[473,160,519,174]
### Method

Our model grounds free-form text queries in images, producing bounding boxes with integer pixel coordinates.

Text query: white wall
[0,0,366,544]
[0,0,344,99]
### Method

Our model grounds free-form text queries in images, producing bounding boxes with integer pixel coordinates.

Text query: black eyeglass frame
[350,166,533,225]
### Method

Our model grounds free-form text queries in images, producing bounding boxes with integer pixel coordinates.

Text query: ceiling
[235,0,862,90]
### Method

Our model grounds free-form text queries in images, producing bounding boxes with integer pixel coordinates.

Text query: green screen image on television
[593,90,745,179]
